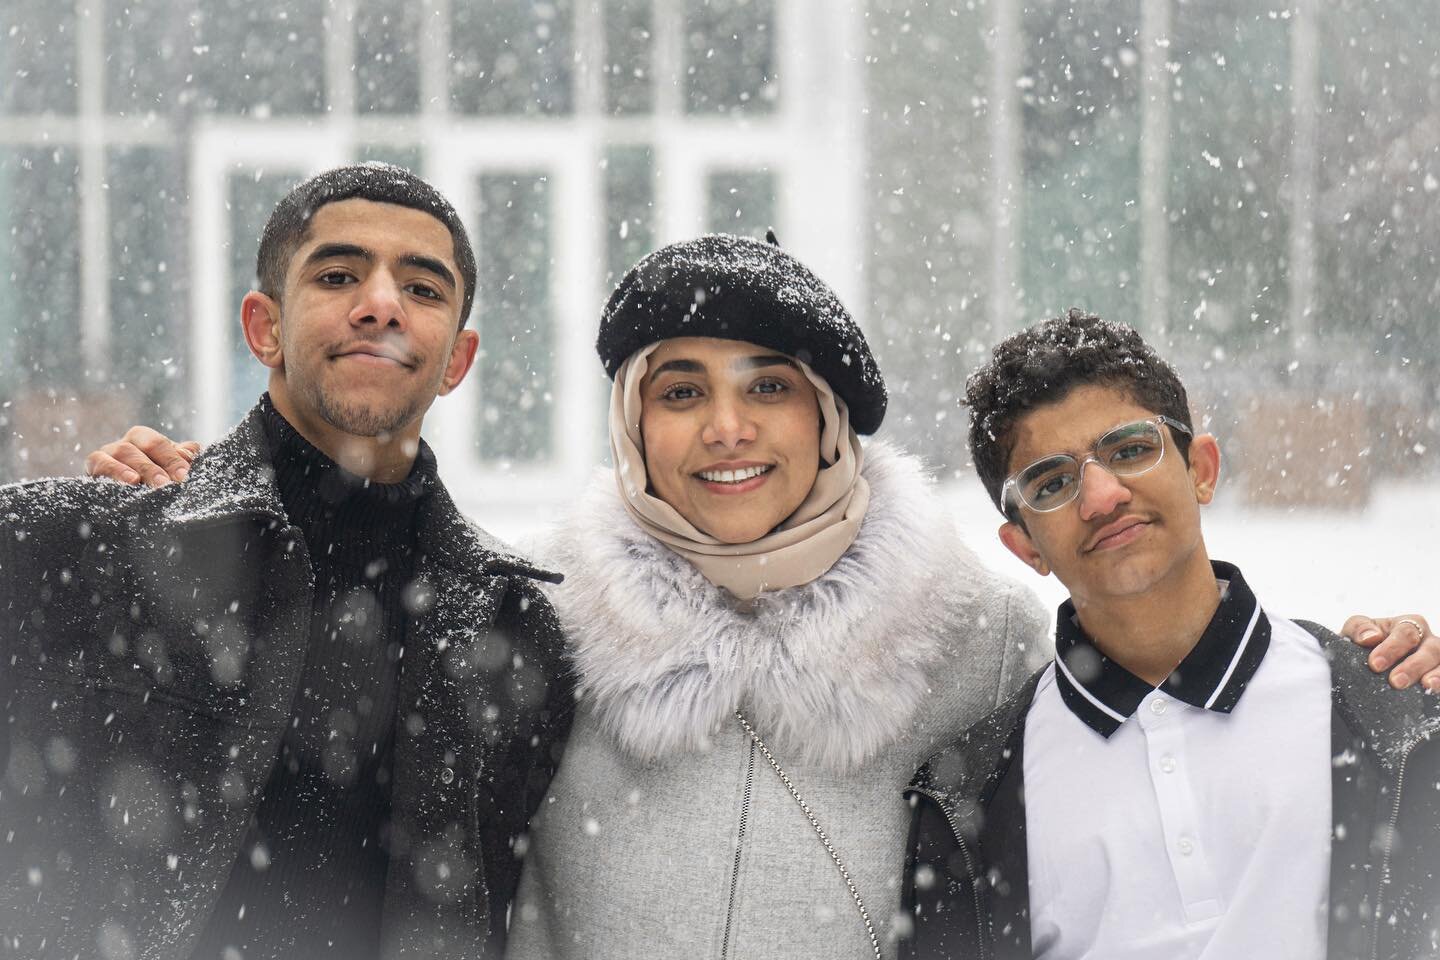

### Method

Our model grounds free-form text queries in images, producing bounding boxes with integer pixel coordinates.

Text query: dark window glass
[356,144,423,172]
[1168,3,1290,359]
[605,0,654,115]
[356,0,422,115]
[142,0,328,116]
[228,169,306,422]
[109,147,190,434]
[604,144,655,290]
[706,169,776,237]
[2,0,77,114]
[1018,1,1143,330]
[685,0,777,115]
[451,1,573,116]
[104,0,188,115]
[0,148,80,480]
[476,174,552,463]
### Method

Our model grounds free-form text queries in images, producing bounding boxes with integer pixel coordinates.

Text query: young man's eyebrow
[400,254,457,291]
[301,244,457,292]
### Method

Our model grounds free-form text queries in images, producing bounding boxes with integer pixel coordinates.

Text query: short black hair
[966,307,1193,517]
[255,162,477,327]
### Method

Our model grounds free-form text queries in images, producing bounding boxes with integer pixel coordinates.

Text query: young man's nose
[349,273,405,328]
[1076,460,1133,521]
[701,394,758,448]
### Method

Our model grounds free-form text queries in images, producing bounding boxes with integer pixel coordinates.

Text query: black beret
[597,234,888,434]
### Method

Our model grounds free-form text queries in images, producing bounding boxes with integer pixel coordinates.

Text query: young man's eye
[1111,442,1153,463]
[318,270,354,286]
[406,282,442,301]
[1037,473,1075,498]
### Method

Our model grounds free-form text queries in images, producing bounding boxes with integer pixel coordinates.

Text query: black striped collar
[1052,560,1272,739]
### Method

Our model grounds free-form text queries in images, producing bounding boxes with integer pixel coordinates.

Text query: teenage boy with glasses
[900,308,1440,960]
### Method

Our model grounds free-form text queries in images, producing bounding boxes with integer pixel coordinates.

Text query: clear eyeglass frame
[1001,415,1194,515]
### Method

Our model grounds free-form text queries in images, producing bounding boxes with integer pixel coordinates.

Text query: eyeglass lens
[1018,420,1167,510]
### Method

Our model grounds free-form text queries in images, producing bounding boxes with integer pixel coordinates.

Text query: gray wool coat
[505,441,1050,960]
[0,404,574,960]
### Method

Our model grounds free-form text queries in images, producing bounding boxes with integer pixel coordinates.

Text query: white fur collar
[537,441,962,771]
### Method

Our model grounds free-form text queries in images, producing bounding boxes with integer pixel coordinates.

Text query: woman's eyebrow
[650,359,704,376]
[737,355,797,370]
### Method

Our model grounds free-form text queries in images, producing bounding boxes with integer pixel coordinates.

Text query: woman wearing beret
[502,233,1049,960]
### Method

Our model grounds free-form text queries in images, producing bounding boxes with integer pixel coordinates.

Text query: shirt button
[1159,755,1177,774]
[1177,837,1194,856]
[1150,698,1169,716]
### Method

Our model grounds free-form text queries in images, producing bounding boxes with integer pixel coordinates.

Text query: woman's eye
[752,379,788,396]
[661,384,700,401]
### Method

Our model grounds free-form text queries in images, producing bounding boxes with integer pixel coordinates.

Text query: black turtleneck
[193,395,436,960]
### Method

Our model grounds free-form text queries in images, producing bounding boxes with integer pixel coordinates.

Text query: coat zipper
[909,786,989,959]
[1370,740,1417,960]
[720,737,757,960]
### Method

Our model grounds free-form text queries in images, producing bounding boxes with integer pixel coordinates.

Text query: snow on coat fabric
[0,403,575,960]
[505,440,1051,960]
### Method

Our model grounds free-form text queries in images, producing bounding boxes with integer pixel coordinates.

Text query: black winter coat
[0,405,574,960]
[901,622,1440,960]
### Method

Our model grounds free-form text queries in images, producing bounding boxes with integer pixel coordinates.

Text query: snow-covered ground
[465,474,1440,633]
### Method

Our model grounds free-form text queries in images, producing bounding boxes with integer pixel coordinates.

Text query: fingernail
[1426,681,1440,695]
[1372,656,1389,671]
[122,471,140,484]
[1394,673,1412,689]
[151,476,172,488]
[1360,629,1381,643]
[176,467,189,481]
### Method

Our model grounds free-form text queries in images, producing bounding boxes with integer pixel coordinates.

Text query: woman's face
[639,337,822,543]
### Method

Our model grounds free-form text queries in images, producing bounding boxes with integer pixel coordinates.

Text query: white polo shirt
[1023,561,1333,959]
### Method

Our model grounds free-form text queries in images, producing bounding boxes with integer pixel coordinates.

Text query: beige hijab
[608,343,871,599]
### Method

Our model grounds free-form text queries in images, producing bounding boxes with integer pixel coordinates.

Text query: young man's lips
[1087,518,1150,551]
[336,350,411,369]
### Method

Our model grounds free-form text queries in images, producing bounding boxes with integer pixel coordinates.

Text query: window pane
[605,0,654,115]
[451,1,573,116]
[109,147,190,432]
[0,148,81,480]
[1019,2,1143,330]
[706,169,776,238]
[1168,3,1290,358]
[104,0,186,115]
[685,0,777,115]
[2,0,77,114]
[356,0,421,115]
[228,169,307,423]
[122,1,327,116]
[604,145,655,290]
[476,174,553,463]
[357,144,423,172]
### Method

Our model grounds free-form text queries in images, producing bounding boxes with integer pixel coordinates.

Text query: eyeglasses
[1001,415,1194,514]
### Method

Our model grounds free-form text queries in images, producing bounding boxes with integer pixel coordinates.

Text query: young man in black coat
[901,309,1440,959]
[0,164,574,960]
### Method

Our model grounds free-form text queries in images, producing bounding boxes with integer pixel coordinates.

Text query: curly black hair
[256,162,477,328]
[966,307,1193,518]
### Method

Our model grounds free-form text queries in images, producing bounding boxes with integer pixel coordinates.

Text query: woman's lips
[695,467,774,495]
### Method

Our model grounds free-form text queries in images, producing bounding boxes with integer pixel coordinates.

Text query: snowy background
[1,0,1437,623]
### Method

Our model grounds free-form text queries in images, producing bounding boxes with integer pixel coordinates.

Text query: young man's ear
[438,328,480,396]
[241,291,284,369]
[1000,520,1052,577]
[1187,433,1222,505]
